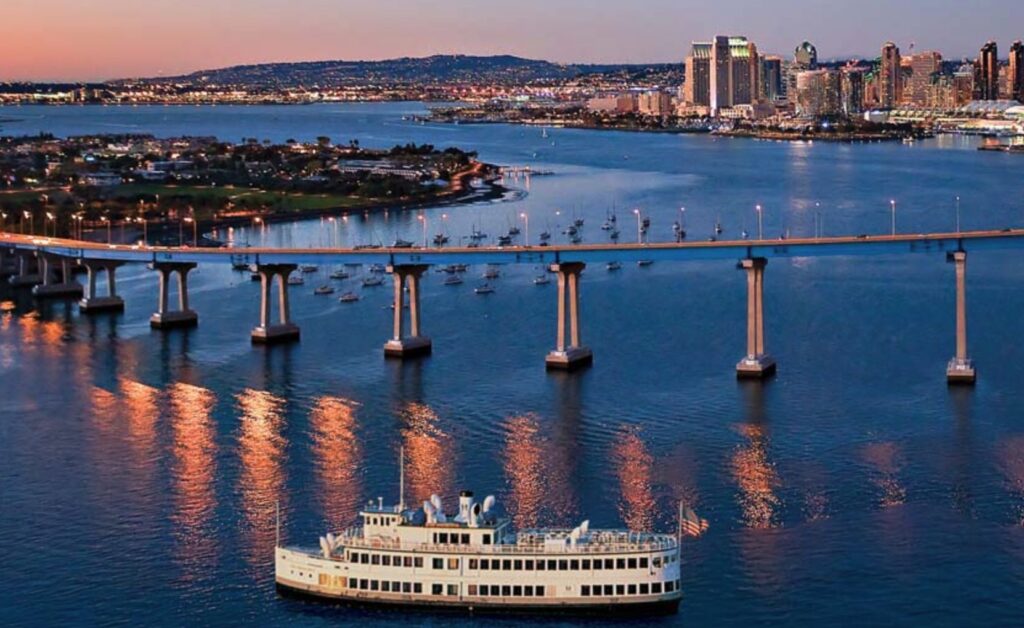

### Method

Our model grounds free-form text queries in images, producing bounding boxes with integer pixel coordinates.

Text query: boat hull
[276,580,681,616]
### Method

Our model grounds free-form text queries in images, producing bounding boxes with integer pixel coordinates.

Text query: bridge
[5,228,1024,384]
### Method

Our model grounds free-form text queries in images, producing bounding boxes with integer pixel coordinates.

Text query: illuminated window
[447,558,459,570]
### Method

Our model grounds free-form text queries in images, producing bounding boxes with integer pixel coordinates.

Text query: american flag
[679,505,709,538]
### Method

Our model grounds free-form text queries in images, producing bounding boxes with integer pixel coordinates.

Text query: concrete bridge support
[946,251,976,384]
[8,251,42,287]
[545,262,592,370]
[736,257,776,379]
[32,254,83,299]
[384,264,432,358]
[150,262,198,329]
[79,260,125,313]
[251,264,300,344]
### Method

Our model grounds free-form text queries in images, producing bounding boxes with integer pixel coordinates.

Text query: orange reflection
[400,402,452,505]
[310,396,361,528]
[501,413,576,529]
[862,441,906,508]
[236,388,287,567]
[119,377,159,457]
[612,426,656,532]
[731,423,781,529]
[169,381,218,576]
[89,385,119,431]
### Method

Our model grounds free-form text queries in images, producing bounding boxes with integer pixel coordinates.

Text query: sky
[2,0,1023,81]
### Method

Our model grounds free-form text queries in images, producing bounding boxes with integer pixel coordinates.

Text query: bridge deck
[3,229,1024,266]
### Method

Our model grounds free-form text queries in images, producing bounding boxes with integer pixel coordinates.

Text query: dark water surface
[1,103,1024,627]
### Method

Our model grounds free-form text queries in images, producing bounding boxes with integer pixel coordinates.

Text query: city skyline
[2,0,1024,81]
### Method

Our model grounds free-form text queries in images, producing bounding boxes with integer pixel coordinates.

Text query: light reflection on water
[309,395,362,528]
[169,382,218,579]
[236,388,287,568]
[399,402,453,506]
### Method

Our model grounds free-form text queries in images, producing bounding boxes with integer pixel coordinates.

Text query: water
[2,103,1024,627]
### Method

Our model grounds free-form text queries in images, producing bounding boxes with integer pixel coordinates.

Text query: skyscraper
[788,41,818,105]
[761,56,783,102]
[840,65,866,115]
[796,69,841,117]
[976,41,999,100]
[907,51,942,106]
[684,43,712,107]
[880,41,902,108]
[710,36,732,113]
[687,36,759,114]
[1010,40,1024,103]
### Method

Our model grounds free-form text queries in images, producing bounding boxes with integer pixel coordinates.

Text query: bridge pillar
[546,262,592,370]
[384,264,432,358]
[32,254,83,299]
[150,262,198,329]
[79,260,125,313]
[8,251,42,287]
[946,251,976,385]
[736,257,776,379]
[252,264,300,344]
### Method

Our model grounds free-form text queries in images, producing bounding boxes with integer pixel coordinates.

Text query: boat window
[414,583,423,594]
[371,554,380,565]
[641,583,650,595]
[546,559,556,570]
[501,585,511,597]
[593,559,603,570]
[359,579,368,590]
[404,556,413,568]
[640,557,649,568]
[480,585,490,596]
[403,582,412,593]
[439,533,449,544]
[616,584,625,596]
[502,559,512,571]
[468,585,477,596]
[616,558,626,569]
[653,556,661,568]
[570,559,579,570]
[581,585,591,597]
[558,559,568,571]
[461,534,470,544]
[603,585,614,596]
[525,560,534,571]
[432,533,438,544]
[382,555,391,566]
[447,584,458,596]
[414,557,423,568]
[381,581,390,592]
[432,558,443,570]
[432,584,443,595]
[480,559,490,570]
[582,559,591,570]
[628,584,637,595]
[524,585,534,597]
[536,560,545,571]
[392,580,400,591]
[469,559,478,570]
[628,558,637,569]
[370,580,379,591]
[482,534,491,545]
[360,554,369,565]
[651,582,661,594]
[536,585,545,596]
[513,585,522,597]
[604,558,614,570]
[447,558,459,570]
[348,578,357,589]
[513,560,522,571]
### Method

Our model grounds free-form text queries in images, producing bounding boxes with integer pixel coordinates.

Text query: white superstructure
[275,490,682,614]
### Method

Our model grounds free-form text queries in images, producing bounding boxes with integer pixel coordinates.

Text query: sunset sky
[2,0,1023,81]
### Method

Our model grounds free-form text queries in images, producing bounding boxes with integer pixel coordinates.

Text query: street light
[755,205,763,240]
[45,212,55,237]
[101,215,111,243]
[955,196,961,233]
[23,210,33,235]
[74,214,83,240]
[633,208,643,244]
[0,212,7,233]
[138,216,148,244]
[678,207,687,241]
[417,213,427,248]
[890,199,896,236]
[815,201,821,238]
[520,212,529,245]
[184,216,197,246]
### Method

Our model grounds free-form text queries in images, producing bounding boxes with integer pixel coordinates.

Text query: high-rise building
[840,65,866,115]
[880,42,902,108]
[761,56,784,102]
[796,69,841,117]
[1010,40,1024,103]
[637,90,673,116]
[687,36,759,114]
[788,41,818,105]
[684,43,712,107]
[906,51,942,106]
[976,41,999,100]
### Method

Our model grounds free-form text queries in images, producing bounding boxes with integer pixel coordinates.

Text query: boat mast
[276,499,281,548]
[398,445,405,512]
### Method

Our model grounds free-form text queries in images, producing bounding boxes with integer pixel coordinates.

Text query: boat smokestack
[459,490,474,523]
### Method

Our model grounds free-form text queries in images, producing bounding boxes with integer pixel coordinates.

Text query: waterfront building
[637,90,673,116]
[1011,41,1024,103]
[880,42,903,108]
[687,36,759,115]
[906,51,942,106]
[761,55,784,102]
[796,69,841,117]
[840,65,866,115]
[684,43,711,107]
[976,41,999,100]
[787,41,818,106]
[710,36,732,114]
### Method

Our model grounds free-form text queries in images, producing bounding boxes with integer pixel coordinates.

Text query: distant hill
[127,55,681,87]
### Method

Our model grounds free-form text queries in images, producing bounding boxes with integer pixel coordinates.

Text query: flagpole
[677,500,683,544]
[275,499,280,548]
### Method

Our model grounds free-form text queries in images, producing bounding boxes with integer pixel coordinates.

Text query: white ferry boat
[275,490,682,615]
